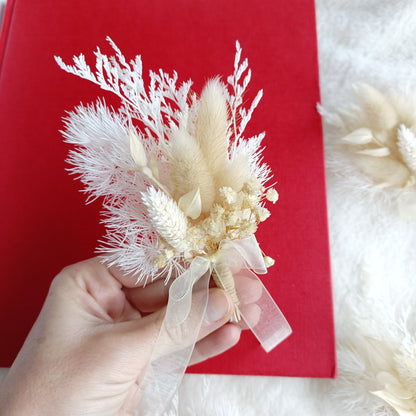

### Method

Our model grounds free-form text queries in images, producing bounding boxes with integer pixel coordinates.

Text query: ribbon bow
[129,235,292,415]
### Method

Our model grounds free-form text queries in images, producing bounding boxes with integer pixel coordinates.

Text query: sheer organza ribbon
[130,235,292,415]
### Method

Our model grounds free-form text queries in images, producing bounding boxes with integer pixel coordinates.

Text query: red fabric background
[0,0,336,377]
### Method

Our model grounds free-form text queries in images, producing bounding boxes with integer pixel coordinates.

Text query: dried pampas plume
[196,78,229,182]
[358,83,398,133]
[169,126,216,214]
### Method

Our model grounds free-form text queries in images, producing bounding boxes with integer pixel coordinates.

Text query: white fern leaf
[227,41,262,145]
[56,38,193,145]
[238,89,263,138]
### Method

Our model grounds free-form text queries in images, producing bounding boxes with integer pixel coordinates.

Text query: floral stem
[212,263,241,322]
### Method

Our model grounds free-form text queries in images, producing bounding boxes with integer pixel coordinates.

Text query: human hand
[0,258,241,416]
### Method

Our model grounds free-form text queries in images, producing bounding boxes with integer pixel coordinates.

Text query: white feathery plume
[196,78,229,180]
[62,101,137,201]
[98,198,173,283]
[230,133,271,186]
[357,83,398,134]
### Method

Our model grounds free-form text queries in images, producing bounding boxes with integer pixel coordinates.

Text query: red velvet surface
[0,0,336,377]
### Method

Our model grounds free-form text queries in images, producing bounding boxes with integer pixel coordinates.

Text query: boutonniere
[56,39,291,414]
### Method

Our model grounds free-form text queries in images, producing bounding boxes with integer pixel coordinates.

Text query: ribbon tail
[128,257,211,416]
[234,267,292,352]
[217,236,292,353]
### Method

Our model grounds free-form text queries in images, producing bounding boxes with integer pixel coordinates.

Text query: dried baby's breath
[266,188,279,203]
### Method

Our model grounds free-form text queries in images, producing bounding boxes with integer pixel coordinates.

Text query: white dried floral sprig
[56,39,277,296]
[331,84,416,189]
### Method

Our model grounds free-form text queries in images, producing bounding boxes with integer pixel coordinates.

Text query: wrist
[0,366,47,416]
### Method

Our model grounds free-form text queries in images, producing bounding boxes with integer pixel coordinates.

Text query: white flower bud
[263,256,275,267]
[256,207,271,222]
[266,188,279,203]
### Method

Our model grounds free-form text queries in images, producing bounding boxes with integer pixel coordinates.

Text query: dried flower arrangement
[321,83,416,220]
[336,84,416,189]
[56,38,292,414]
[55,37,289,325]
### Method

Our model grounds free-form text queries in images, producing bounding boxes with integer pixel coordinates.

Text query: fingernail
[206,290,232,323]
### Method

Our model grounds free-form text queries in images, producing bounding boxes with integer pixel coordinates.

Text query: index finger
[106,259,168,288]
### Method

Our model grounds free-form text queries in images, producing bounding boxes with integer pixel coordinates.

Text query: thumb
[121,287,233,356]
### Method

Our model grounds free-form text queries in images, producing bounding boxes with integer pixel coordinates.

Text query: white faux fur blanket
[2,1,416,415]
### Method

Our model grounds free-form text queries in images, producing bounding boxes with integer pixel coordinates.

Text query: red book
[0,0,336,377]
